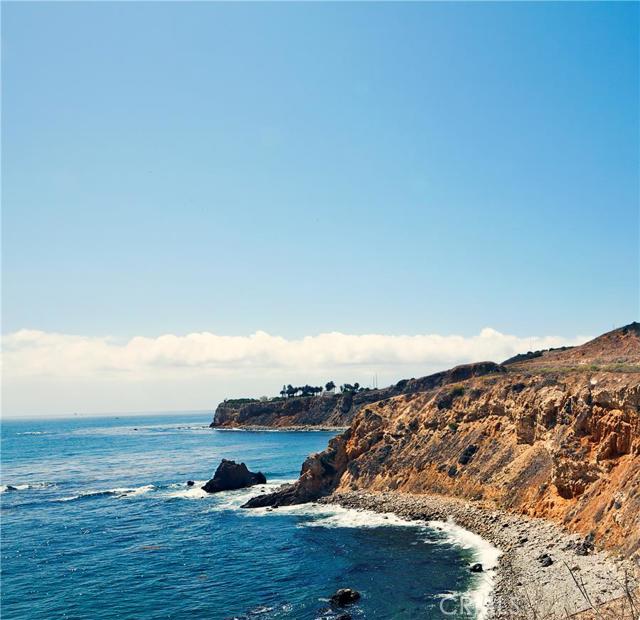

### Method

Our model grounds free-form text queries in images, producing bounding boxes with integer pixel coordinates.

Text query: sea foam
[429,518,501,620]
[56,485,156,503]
[0,482,55,493]
[164,481,209,500]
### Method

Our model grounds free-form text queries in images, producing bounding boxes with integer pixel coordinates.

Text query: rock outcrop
[243,323,640,560]
[212,393,354,429]
[202,459,266,493]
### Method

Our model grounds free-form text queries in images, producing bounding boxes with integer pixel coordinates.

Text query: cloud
[3,328,589,381]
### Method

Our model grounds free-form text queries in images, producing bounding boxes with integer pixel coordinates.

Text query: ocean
[1,413,492,619]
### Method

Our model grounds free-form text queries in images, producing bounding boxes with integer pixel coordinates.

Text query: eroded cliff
[244,323,640,560]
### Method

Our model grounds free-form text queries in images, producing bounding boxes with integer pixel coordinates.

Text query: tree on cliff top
[285,384,297,398]
[340,382,361,393]
[282,384,324,398]
[325,381,336,393]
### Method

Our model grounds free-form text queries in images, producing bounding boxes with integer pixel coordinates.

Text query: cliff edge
[244,323,640,560]
[211,361,504,429]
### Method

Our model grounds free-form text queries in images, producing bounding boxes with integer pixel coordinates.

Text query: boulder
[330,588,361,607]
[458,444,478,465]
[469,563,483,573]
[538,553,553,567]
[202,459,266,494]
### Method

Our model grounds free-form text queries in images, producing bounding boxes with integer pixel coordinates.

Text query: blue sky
[3,1,639,339]
[1,2,639,415]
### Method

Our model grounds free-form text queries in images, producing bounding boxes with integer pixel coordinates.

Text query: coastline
[212,425,348,432]
[320,491,637,620]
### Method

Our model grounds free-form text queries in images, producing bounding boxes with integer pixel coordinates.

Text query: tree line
[279,381,368,398]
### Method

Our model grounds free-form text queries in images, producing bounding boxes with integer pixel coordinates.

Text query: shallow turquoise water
[1,414,479,619]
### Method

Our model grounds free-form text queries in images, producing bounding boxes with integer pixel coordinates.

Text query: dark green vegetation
[278,382,371,399]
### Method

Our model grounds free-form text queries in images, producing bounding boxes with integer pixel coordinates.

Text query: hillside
[244,323,640,560]
[503,321,640,371]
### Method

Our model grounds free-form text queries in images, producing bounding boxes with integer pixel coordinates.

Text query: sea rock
[330,588,361,607]
[186,480,195,487]
[202,459,266,494]
[469,563,483,573]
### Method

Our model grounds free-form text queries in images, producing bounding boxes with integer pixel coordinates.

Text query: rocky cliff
[244,323,640,560]
[212,392,354,428]
[211,361,504,428]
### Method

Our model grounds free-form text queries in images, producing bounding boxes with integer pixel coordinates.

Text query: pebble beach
[321,490,638,619]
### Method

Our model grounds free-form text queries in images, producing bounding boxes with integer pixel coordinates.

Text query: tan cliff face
[244,323,640,560]
[336,371,639,558]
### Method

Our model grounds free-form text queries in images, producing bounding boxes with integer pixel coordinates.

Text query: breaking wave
[0,482,56,493]
[56,485,156,503]
[429,518,501,620]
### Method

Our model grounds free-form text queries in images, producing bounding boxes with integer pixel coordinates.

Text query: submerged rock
[330,588,361,607]
[202,459,266,494]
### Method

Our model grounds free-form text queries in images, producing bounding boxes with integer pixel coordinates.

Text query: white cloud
[1,328,589,417]
[3,327,588,380]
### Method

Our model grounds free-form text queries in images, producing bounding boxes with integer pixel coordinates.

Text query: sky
[2,2,638,417]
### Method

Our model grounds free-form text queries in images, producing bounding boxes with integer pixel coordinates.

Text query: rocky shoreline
[214,425,349,433]
[320,491,637,619]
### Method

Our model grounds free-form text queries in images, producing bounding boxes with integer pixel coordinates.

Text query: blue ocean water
[1,414,485,619]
